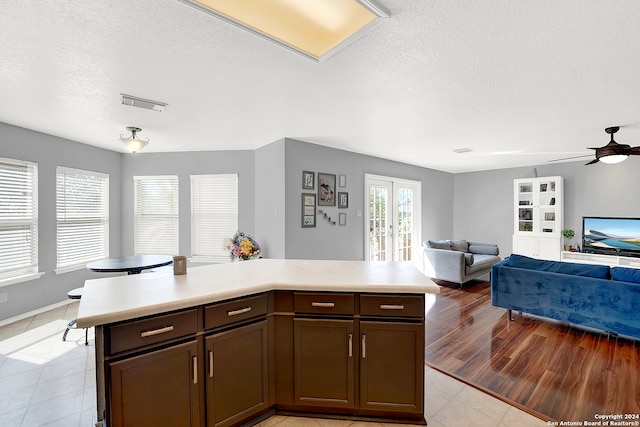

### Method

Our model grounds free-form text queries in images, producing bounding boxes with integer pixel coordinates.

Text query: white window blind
[191,174,238,263]
[134,175,179,255]
[56,167,109,273]
[0,158,40,284]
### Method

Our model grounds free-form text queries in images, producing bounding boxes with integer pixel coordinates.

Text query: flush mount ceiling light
[177,0,389,62]
[119,127,149,153]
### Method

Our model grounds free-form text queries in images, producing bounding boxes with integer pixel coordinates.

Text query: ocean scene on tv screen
[583,218,640,251]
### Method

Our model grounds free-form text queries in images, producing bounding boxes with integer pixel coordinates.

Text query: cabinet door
[109,340,202,427]
[293,318,355,408]
[359,321,423,414]
[205,320,269,427]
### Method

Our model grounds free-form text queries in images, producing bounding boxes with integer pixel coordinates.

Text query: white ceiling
[2,0,640,173]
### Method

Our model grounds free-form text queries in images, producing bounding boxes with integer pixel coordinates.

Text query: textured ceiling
[2,0,640,173]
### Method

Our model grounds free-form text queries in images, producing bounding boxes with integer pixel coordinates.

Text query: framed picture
[317,173,336,206]
[540,183,548,192]
[338,174,346,188]
[544,212,555,221]
[302,171,314,190]
[301,193,316,228]
[338,192,348,209]
[339,212,346,226]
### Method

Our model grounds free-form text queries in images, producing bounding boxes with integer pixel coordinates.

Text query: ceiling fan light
[599,154,628,164]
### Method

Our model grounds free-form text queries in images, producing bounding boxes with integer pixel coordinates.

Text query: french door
[365,175,421,263]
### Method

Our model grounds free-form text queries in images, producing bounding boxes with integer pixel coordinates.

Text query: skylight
[178,0,389,61]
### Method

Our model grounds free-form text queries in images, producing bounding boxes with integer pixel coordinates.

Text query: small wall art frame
[317,172,336,206]
[302,170,314,190]
[301,193,316,228]
[338,174,346,187]
[339,212,346,226]
[338,192,348,209]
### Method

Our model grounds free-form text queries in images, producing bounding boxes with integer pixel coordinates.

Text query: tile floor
[0,302,548,427]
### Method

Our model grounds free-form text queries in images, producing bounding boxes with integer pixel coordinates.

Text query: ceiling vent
[453,147,474,154]
[120,94,168,112]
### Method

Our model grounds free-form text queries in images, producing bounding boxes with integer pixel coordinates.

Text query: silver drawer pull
[380,304,405,310]
[140,325,174,338]
[312,302,335,308]
[227,307,252,317]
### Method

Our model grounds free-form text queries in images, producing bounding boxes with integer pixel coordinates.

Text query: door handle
[208,351,214,378]
[192,356,198,384]
[361,334,366,359]
[348,333,353,358]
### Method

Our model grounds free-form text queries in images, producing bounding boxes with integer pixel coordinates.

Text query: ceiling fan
[549,126,640,165]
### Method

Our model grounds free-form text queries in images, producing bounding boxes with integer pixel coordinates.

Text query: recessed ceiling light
[177,0,389,62]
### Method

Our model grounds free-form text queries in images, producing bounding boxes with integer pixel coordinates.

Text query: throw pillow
[427,240,451,250]
[468,243,499,256]
[449,240,469,253]
[464,253,475,266]
[507,254,610,279]
[611,267,640,284]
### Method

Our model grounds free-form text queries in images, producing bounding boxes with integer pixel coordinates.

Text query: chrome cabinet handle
[361,334,366,359]
[311,302,335,308]
[193,356,198,384]
[208,351,214,378]
[380,304,405,310]
[140,325,174,338]
[348,333,353,358]
[227,307,252,317]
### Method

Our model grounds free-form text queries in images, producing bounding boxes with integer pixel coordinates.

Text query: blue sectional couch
[491,254,640,339]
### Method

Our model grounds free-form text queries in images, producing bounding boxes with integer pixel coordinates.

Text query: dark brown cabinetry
[359,321,423,414]
[293,318,355,408]
[205,320,269,427]
[100,290,425,426]
[108,339,203,427]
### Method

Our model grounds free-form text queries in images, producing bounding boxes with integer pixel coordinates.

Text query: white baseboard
[0,299,74,328]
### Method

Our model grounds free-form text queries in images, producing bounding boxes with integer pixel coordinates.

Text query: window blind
[0,158,39,283]
[191,174,238,263]
[56,167,109,273]
[134,176,179,255]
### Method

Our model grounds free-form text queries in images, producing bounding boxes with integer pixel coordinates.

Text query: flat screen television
[582,217,640,258]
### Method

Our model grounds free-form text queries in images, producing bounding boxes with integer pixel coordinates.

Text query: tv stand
[560,251,640,268]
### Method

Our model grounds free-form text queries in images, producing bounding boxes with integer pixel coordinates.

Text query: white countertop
[76,259,440,327]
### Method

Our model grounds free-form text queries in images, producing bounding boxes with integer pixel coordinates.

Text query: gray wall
[254,139,286,259]
[453,161,640,258]
[120,150,256,257]
[0,122,122,321]
[284,139,454,260]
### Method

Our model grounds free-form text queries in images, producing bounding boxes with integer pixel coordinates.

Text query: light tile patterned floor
[0,302,548,427]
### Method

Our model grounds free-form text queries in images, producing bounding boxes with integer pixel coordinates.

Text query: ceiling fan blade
[585,158,599,165]
[630,146,640,155]
[547,154,593,163]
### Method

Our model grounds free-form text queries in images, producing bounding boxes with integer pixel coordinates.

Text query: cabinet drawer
[204,293,268,330]
[294,292,354,315]
[360,294,424,318]
[108,309,198,355]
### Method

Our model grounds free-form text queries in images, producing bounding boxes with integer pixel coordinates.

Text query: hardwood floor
[424,280,640,423]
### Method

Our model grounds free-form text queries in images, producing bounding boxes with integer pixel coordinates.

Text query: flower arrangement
[226,231,261,261]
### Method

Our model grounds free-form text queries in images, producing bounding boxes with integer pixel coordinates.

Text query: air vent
[120,94,167,112]
[453,148,473,154]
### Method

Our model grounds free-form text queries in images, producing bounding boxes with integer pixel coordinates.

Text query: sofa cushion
[449,240,469,253]
[469,243,499,256]
[507,254,610,279]
[464,253,474,266]
[611,267,640,284]
[427,240,451,250]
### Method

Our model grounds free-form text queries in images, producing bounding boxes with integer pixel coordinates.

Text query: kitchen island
[77,259,440,427]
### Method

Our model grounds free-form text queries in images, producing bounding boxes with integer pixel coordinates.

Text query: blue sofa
[491,254,640,339]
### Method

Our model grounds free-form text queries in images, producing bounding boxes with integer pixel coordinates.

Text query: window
[134,176,179,255]
[0,158,41,286]
[191,174,238,263]
[56,167,109,273]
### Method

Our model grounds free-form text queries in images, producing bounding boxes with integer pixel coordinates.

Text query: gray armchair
[423,239,500,288]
